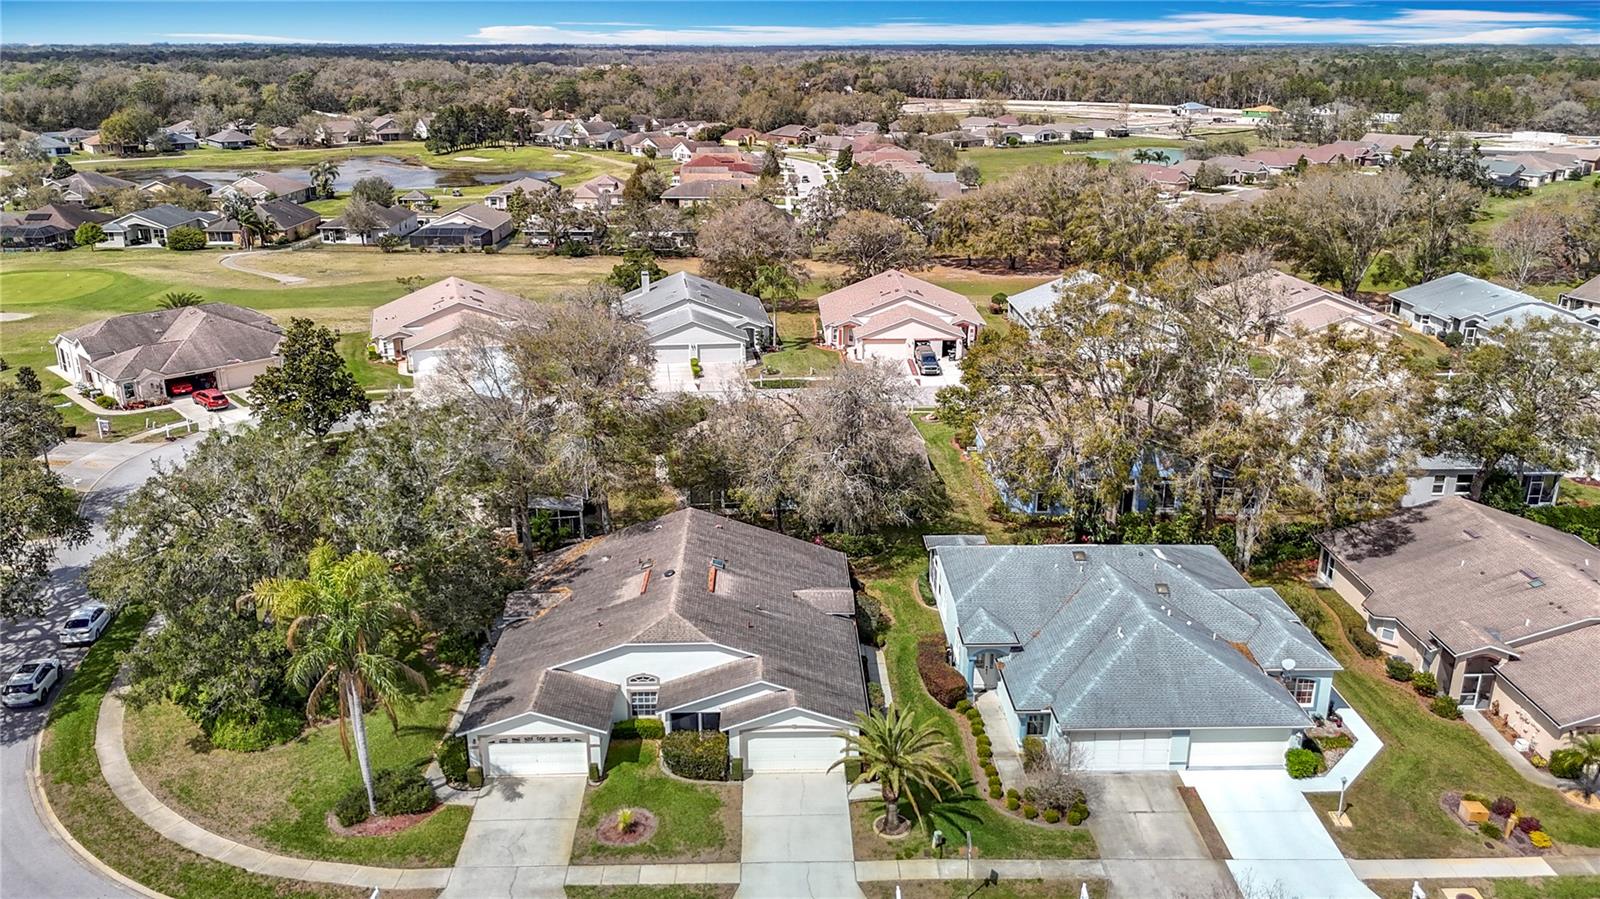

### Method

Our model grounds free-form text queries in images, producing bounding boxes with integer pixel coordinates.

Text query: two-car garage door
[744,730,845,772]
[654,343,745,364]
[1187,729,1290,769]
[1069,730,1172,770]
[482,735,589,776]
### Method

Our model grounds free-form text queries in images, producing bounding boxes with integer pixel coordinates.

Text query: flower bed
[1440,790,1555,856]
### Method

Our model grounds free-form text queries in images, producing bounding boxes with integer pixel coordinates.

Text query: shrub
[974,735,991,753]
[970,721,986,737]
[1286,748,1321,779]
[1022,804,1038,819]
[165,225,206,251]
[983,761,998,778]
[1005,796,1020,811]
[916,635,968,708]
[612,718,666,740]
[1043,808,1061,824]
[94,394,117,409]
[1066,802,1089,825]
[1006,788,1020,801]
[1385,656,1414,681]
[1411,671,1439,697]
[1023,786,1037,803]
[1316,734,1354,752]
[730,758,744,782]
[589,762,602,783]
[868,682,885,712]
[1440,331,1465,348]
[955,699,972,713]
[438,736,469,786]
[1479,820,1502,839]
[1346,624,1382,658]
[855,591,889,647]
[965,708,983,723]
[467,767,483,789]
[689,357,703,379]
[845,758,862,782]
[988,779,1002,799]
[1431,695,1461,719]
[1529,831,1552,849]
[662,730,728,781]
[1549,748,1585,780]
[1463,792,1489,804]
[821,533,886,558]
[372,766,435,816]
[1490,796,1516,817]
[1516,816,1542,834]
[1530,754,1547,769]
[206,706,302,751]
[334,788,370,826]
[1022,735,1047,771]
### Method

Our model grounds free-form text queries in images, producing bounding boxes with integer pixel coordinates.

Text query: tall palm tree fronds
[831,705,961,832]
[157,291,203,309]
[252,541,426,816]
[309,160,340,199]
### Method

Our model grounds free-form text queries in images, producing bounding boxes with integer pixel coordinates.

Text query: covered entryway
[1068,730,1172,770]
[744,730,846,772]
[1188,729,1290,769]
[482,735,589,776]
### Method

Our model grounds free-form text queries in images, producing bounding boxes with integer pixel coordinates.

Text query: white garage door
[1188,729,1290,769]
[859,339,910,361]
[483,735,589,776]
[1068,730,1172,771]
[744,730,847,772]
[695,343,745,364]
[655,344,692,363]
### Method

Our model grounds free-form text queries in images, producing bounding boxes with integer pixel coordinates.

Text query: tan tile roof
[816,270,981,329]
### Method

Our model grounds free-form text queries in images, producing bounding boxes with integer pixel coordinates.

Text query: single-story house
[818,269,983,362]
[1242,105,1281,119]
[396,189,435,211]
[759,124,813,146]
[1004,271,1160,332]
[1317,497,1600,755]
[1300,140,1381,167]
[484,176,556,216]
[458,508,867,777]
[204,128,254,150]
[1559,274,1600,314]
[1201,269,1397,344]
[100,204,222,249]
[137,174,215,196]
[224,173,315,205]
[207,199,322,245]
[1360,132,1428,159]
[661,179,754,208]
[1176,156,1271,184]
[47,171,137,205]
[1389,272,1600,343]
[162,130,201,152]
[621,271,773,365]
[369,276,535,376]
[407,204,514,251]
[33,134,73,157]
[318,204,420,245]
[52,303,283,403]
[369,115,409,142]
[1,203,112,250]
[926,130,985,149]
[572,174,625,211]
[721,127,758,146]
[1403,456,1562,508]
[1172,101,1213,117]
[1131,163,1192,196]
[927,536,1339,770]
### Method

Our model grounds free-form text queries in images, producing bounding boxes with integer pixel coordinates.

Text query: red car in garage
[168,380,195,396]
[192,389,230,411]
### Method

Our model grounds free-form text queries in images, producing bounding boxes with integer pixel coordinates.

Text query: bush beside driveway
[571,739,741,865]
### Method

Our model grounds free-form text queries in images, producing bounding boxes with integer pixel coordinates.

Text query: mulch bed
[325,804,443,837]
[873,814,913,838]
[1178,786,1232,860]
[597,809,658,846]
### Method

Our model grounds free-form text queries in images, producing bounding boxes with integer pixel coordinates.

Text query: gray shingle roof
[622,272,771,336]
[932,543,1331,729]
[59,303,283,380]
[108,204,213,230]
[462,509,865,733]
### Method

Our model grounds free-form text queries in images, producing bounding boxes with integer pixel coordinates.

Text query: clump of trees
[1,377,88,619]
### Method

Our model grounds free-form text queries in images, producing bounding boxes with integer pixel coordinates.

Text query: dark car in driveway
[917,347,942,376]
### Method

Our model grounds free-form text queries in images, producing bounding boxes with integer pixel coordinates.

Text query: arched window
[626,674,659,717]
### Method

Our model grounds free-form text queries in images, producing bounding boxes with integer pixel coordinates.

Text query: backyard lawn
[1369,877,1600,899]
[1258,578,1600,857]
[37,610,379,899]
[570,739,741,864]
[1475,174,1597,234]
[122,673,470,868]
[958,138,1188,181]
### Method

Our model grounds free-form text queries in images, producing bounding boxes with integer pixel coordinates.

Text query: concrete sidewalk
[1294,705,1384,794]
[1462,711,1562,789]
[1348,857,1558,879]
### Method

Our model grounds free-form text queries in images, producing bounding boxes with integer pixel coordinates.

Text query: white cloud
[163,32,332,43]
[468,8,1598,46]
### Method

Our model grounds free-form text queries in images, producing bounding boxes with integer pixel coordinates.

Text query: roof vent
[1072,550,1088,562]
[1115,626,1124,638]
[712,558,727,570]
[1155,583,1170,596]
[1520,568,1544,588]
[1464,528,1481,539]
[663,569,676,578]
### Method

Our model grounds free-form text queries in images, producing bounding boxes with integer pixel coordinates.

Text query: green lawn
[571,739,741,864]
[1258,578,1600,857]
[1559,479,1600,506]
[566,887,735,899]
[958,138,1188,182]
[123,673,470,867]
[861,880,1108,899]
[1476,175,1598,234]
[1370,878,1600,899]
[38,610,375,899]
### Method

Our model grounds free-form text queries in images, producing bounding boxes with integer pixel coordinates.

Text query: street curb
[28,732,172,899]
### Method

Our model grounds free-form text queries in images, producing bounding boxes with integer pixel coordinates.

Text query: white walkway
[1182,770,1377,899]
[737,771,862,899]
[1292,706,1382,794]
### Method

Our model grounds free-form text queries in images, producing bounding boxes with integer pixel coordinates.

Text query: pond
[1077,148,1187,165]
[103,156,563,192]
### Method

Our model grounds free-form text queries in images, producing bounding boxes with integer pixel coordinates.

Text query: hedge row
[916,634,967,708]
[662,730,728,781]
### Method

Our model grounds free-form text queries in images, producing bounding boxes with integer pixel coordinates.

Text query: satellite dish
[1282,658,1297,671]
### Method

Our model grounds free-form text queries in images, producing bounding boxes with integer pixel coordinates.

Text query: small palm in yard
[156,291,203,309]
[833,705,961,834]
[1575,735,1600,800]
[252,541,427,818]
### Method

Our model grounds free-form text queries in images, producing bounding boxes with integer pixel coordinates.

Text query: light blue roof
[1392,273,1598,332]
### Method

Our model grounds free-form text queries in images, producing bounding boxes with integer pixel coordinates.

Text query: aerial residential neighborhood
[3,8,1600,899]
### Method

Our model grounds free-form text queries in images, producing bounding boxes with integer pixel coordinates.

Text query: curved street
[1,436,199,899]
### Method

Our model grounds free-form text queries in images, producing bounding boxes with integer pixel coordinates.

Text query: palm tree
[157,291,203,309]
[1132,147,1163,164]
[831,705,961,833]
[222,195,262,249]
[1573,734,1600,800]
[251,542,426,817]
[309,160,340,199]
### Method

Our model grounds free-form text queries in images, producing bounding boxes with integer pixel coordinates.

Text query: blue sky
[1,1,1595,46]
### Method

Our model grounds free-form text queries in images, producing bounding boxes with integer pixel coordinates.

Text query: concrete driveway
[1182,769,1377,899]
[737,770,862,899]
[1087,773,1237,899]
[440,775,586,899]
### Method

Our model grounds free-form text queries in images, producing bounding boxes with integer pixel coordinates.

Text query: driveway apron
[1087,773,1238,899]
[1183,770,1378,899]
[441,775,586,899]
[737,771,863,899]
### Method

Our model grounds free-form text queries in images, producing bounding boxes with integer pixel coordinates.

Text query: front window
[1431,475,1447,495]
[668,711,721,732]
[1454,477,1472,495]
[1525,479,1546,505]
[1318,551,1334,584]
[1023,713,1051,737]
[626,673,659,717]
[1288,677,1316,706]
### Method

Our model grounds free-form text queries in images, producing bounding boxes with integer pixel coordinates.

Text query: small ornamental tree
[247,318,370,436]
[165,225,206,251]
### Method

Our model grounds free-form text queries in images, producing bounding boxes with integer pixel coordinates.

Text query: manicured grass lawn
[861,879,1108,899]
[38,609,376,899]
[1259,578,1600,857]
[566,887,736,899]
[123,672,469,867]
[1559,479,1600,506]
[1370,877,1600,899]
[571,739,741,864]
[959,138,1187,181]
[1476,175,1598,234]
